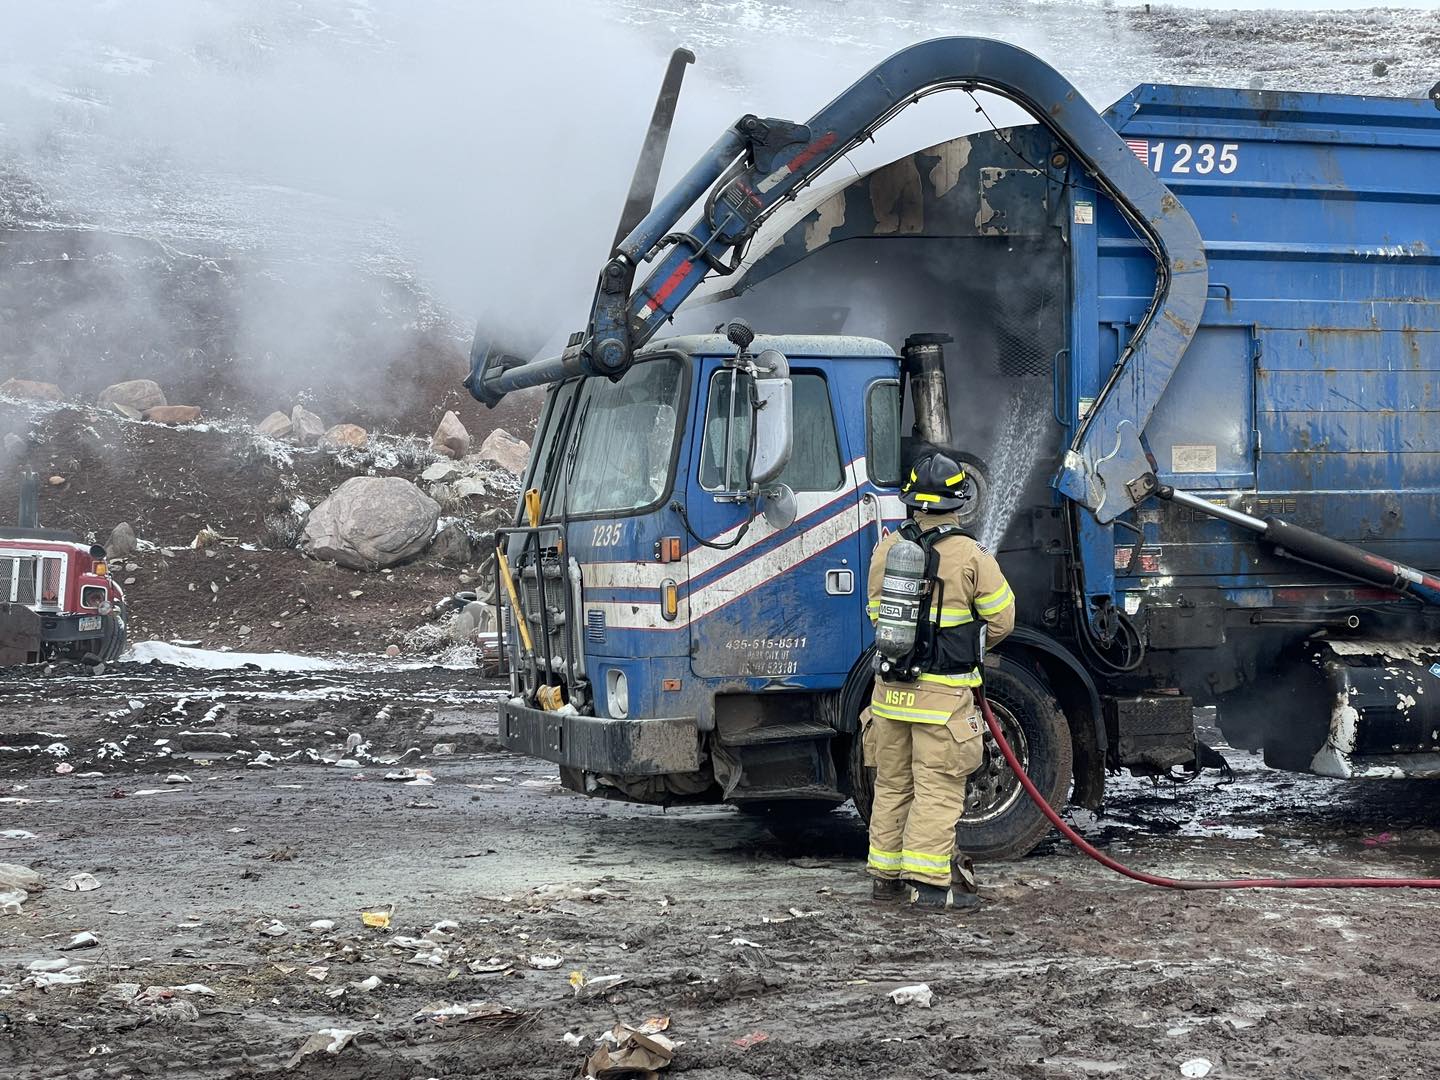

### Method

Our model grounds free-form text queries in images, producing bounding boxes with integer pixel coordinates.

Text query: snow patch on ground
[124,642,345,671]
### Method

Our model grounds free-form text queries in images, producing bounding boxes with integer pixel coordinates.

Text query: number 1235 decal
[1132,140,1240,176]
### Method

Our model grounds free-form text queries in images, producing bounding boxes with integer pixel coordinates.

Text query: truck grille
[0,555,38,605]
[586,609,606,645]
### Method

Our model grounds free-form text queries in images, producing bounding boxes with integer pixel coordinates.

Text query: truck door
[686,360,885,680]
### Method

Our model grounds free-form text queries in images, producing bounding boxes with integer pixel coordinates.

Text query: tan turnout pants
[862,703,984,888]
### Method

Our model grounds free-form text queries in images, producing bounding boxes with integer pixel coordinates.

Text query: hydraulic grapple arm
[469,36,1208,523]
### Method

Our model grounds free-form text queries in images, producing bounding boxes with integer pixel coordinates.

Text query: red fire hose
[976,689,1440,889]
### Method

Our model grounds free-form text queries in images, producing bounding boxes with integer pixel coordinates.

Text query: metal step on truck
[467,38,1440,859]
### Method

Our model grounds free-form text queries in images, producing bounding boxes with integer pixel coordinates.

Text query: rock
[475,428,530,474]
[47,475,65,487]
[447,600,495,643]
[257,411,292,439]
[1,378,62,402]
[420,460,463,483]
[429,521,474,566]
[2,433,25,457]
[144,405,201,425]
[452,476,488,500]
[320,423,368,451]
[110,402,143,421]
[302,476,440,571]
[431,411,470,459]
[97,379,166,413]
[1372,61,1389,77]
[291,406,325,446]
[0,862,42,894]
[385,644,401,657]
[106,522,137,559]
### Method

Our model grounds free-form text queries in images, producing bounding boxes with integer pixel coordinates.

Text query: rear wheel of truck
[848,656,1071,862]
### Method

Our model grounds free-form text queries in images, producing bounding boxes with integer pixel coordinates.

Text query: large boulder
[106,522,137,559]
[431,411,470,459]
[319,423,368,451]
[256,411,292,439]
[97,379,166,413]
[475,428,530,475]
[302,477,440,571]
[429,520,474,566]
[1,378,62,402]
[144,405,201,425]
[291,405,325,446]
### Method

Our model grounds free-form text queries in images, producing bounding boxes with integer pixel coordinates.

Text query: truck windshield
[564,355,686,518]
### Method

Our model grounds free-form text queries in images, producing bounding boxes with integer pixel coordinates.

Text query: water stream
[976,381,1050,553]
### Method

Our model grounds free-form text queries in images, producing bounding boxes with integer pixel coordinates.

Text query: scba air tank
[875,535,928,666]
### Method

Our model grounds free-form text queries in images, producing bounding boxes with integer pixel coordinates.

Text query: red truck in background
[0,472,127,666]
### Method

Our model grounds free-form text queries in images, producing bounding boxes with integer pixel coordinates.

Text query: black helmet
[902,451,969,511]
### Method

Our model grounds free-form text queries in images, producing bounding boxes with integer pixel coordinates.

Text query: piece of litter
[165,773,192,784]
[563,1031,585,1047]
[572,973,629,1000]
[1,829,35,839]
[29,958,71,973]
[730,937,763,949]
[63,873,101,892]
[286,1028,359,1068]
[361,908,392,929]
[584,1022,676,1077]
[55,762,74,775]
[734,1031,769,1049]
[306,965,330,982]
[888,983,934,1008]
[171,983,216,995]
[1362,832,1395,847]
[62,931,100,951]
[529,954,563,969]
[414,1000,524,1025]
[260,920,289,937]
[1181,1060,1213,1079]
[309,919,336,932]
[353,976,382,992]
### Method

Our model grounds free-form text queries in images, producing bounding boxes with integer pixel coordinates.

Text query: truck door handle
[825,569,854,595]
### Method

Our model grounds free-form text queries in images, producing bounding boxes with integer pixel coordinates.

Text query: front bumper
[39,612,105,643]
[499,700,700,776]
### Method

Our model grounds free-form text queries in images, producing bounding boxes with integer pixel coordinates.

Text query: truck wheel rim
[964,699,1029,825]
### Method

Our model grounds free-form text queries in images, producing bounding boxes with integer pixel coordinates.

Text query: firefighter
[863,450,1015,912]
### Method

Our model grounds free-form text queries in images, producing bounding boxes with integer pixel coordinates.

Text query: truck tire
[99,603,128,663]
[848,655,1071,862]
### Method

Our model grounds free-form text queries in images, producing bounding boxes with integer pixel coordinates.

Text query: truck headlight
[606,669,629,719]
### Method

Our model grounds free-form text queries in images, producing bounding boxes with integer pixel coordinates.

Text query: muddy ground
[4,663,1440,1079]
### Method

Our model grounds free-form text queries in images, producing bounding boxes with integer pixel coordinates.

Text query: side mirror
[749,348,792,487]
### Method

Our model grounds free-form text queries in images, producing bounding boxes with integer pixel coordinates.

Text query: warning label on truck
[1171,444,1218,473]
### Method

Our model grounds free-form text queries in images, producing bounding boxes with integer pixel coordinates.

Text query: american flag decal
[1125,138,1150,167]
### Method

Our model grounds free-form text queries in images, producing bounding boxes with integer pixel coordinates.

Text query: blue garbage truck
[469,38,1440,859]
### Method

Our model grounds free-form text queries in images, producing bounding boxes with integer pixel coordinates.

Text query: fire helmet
[901,451,969,512]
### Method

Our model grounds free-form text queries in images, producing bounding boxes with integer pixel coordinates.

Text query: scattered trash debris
[0,862,41,915]
[564,1030,586,1047]
[584,1021,677,1078]
[63,872,101,892]
[0,829,35,839]
[729,937,763,949]
[287,1028,360,1068]
[571,971,630,1000]
[55,762,74,775]
[1363,832,1396,847]
[529,954,563,969]
[165,773,192,784]
[306,965,329,982]
[1181,1060,1214,1078]
[734,1031,769,1049]
[413,1000,526,1026]
[61,931,100,951]
[309,919,336,931]
[888,983,934,1008]
[383,767,435,786]
[361,908,392,929]
[352,975,382,992]
[259,920,289,937]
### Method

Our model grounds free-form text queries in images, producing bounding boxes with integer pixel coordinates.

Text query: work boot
[909,882,981,913]
[872,878,906,902]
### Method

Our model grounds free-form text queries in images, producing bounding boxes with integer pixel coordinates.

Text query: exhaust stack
[903,332,953,449]
[17,471,39,531]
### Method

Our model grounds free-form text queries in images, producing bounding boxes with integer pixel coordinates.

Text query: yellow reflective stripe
[872,702,951,724]
[867,600,880,615]
[918,669,982,688]
[944,471,966,486]
[913,492,940,503]
[867,847,902,869]
[975,584,1014,616]
[901,849,951,872]
[933,606,974,627]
